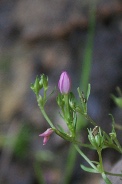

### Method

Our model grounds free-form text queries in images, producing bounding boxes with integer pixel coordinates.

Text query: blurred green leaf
[86,83,91,101]
[111,95,122,108]
[14,124,31,159]
[35,150,54,162]
[81,164,99,173]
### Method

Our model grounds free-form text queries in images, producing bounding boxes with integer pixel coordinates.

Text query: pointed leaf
[86,83,91,101]
[80,164,99,173]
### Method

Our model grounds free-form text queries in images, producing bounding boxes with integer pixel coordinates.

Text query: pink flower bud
[39,128,54,145]
[58,71,71,94]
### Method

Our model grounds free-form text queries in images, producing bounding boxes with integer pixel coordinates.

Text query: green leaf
[109,114,116,134]
[80,164,99,173]
[73,113,77,130]
[86,83,91,101]
[111,94,122,108]
[91,160,99,165]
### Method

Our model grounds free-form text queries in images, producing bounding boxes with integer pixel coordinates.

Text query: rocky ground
[0,0,122,183]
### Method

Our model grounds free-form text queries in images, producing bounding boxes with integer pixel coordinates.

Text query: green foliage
[14,124,31,159]
[111,87,122,108]
[80,164,99,173]
[111,95,122,108]
[31,72,122,184]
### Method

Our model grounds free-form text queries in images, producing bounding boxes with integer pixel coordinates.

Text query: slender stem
[64,94,70,120]
[64,145,77,184]
[104,141,122,153]
[73,140,94,149]
[102,173,112,184]
[34,161,45,184]
[97,149,104,172]
[39,106,56,129]
[97,150,113,184]
[36,94,56,129]
[84,114,97,126]
[43,90,47,104]
[64,94,75,137]
[64,1,97,182]
[105,171,122,177]
[80,1,96,92]
[74,144,97,170]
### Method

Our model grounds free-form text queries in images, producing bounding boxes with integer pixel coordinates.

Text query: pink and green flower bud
[39,128,54,145]
[58,71,71,94]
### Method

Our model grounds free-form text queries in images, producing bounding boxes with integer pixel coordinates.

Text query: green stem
[84,114,97,127]
[64,94,75,137]
[97,149,104,172]
[64,1,97,182]
[75,145,113,184]
[36,94,56,129]
[64,94,70,120]
[104,141,122,153]
[73,140,94,149]
[64,145,77,184]
[80,1,96,92]
[74,144,97,170]
[43,89,47,104]
[102,173,112,184]
[34,161,45,184]
[39,106,55,129]
[97,150,113,184]
[105,171,122,177]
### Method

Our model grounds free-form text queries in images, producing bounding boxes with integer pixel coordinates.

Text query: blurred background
[0,0,122,183]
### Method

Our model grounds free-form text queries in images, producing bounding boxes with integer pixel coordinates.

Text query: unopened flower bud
[58,71,71,94]
[88,127,104,150]
[39,128,54,145]
[109,132,116,140]
[31,76,42,95]
[41,74,48,91]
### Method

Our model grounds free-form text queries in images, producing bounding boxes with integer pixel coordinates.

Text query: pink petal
[39,128,53,137]
[43,136,50,145]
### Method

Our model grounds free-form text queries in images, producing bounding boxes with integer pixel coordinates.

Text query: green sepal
[69,92,76,110]
[41,74,48,91]
[30,76,42,95]
[109,114,117,140]
[57,93,64,108]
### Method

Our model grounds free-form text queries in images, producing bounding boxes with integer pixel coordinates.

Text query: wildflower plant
[31,71,122,184]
